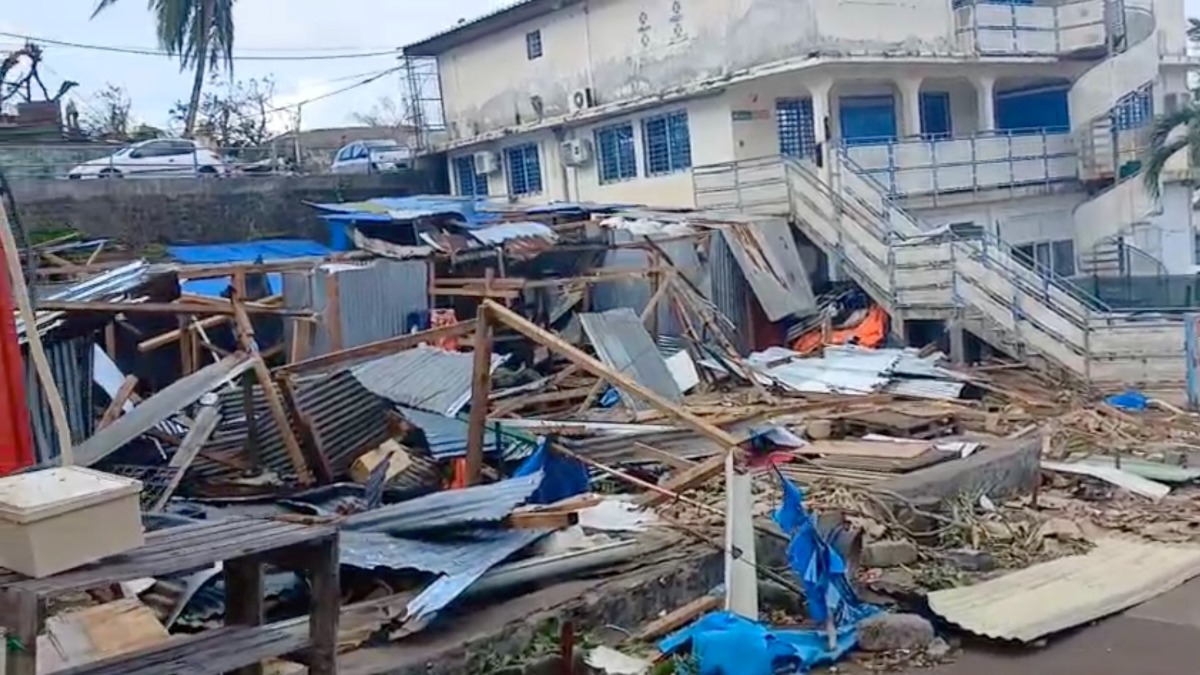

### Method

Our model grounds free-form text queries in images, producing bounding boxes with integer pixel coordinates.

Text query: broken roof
[349,345,508,417]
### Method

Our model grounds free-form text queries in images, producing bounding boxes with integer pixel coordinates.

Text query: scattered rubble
[3,196,1200,674]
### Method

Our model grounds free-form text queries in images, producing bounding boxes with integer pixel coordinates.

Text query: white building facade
[405,0,1196,280]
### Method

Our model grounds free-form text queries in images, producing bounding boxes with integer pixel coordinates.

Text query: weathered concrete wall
[9,168,447,247]
[439,0,959,139]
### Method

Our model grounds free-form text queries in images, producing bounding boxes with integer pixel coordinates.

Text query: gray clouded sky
[4,1,1199,133]
[1,0,510,132]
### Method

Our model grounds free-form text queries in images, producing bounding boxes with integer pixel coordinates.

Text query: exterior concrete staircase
[693,154,1185,386]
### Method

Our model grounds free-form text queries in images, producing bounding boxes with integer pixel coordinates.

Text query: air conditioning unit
[473,151,500,175]
[560,138,593,167]
[569,87,596,113]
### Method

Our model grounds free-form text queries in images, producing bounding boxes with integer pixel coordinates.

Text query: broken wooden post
[482,300,741,502]
[231,299,314,484]
[150,398,222,512]
[465,294,495,486]
[97,375,139,430]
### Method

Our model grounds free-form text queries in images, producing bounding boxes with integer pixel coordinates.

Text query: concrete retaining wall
[7,169,447,248]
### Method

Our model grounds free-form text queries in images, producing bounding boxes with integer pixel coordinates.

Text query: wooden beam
[482,300,741,500]
[149,404,222,512]
[634,595,722,641]
[0,200,73,465]
[277,319,478,376]
[37,300,312,317]
[138,315,231,352]
[231,300,314,484]
[171,253,371,280]
[98,375,139,430]
[277,375,335,484]
[465,300,493,486]
[503,510,579,530]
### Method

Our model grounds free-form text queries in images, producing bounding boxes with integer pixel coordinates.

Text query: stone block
[857,613,936,652]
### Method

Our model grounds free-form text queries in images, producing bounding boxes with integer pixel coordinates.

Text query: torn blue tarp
[514,439,589,504]
[168,238,332,297]
[1105,390,1149,412]
[658,611,859,675]
[774,471,874,627]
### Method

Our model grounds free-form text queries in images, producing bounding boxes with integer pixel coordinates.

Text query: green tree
[1141,18,1200,197]
[90,0,235,137]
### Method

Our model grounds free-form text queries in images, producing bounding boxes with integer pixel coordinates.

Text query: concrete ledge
[870,437,1040,510]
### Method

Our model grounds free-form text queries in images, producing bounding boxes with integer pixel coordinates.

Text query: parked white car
[67,139,227,179]
[329,139,413,174]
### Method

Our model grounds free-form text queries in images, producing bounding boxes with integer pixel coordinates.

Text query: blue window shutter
[642,111,691,175]
[995,83,1070,134]
[919,92,952,139]
[454,156,488,197]
[777,98,816,158]
[595,123,637,183]
[839,95,897,146]
[505,144,543,196]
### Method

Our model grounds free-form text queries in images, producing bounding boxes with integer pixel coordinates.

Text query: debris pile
[3,196,1200,674]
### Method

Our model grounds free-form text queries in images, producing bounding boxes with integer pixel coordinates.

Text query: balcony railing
[842,130,1077,198]
[953,0,1107,55]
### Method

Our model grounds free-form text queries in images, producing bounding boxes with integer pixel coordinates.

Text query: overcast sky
[1,0,509,133]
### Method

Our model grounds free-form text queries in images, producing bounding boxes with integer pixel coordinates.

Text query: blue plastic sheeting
[169,238,331,297]
[995,83,1070,133]
[774,472,875,626]
[839,95,896,146]
[309,195,505,227]
[1105,390,1149,412]
[659,612,860,675]
[514,439,590,504]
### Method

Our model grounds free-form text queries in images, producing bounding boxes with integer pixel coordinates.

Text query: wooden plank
[503,510,579,530]
[1,588,43,675]
[41,599,169,671]
[54,624,310,675]
[277,319,478,376]
[149,405,222,512]
[465,298,494,486]
[276,375,335,484]
[796,440,933,459]
[305,536,340,675]
[36,301,313,317]
[225,555,265,675]
[231,301,313,485]
[137,315,231,352]
[97,376,138,430]
[633,595,722,641]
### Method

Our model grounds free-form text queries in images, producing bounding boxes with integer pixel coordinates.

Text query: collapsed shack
[7,196,1200,674]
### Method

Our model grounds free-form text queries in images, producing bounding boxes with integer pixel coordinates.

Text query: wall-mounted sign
[732,109,771,122]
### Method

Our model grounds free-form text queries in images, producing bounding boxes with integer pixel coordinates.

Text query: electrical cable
[0,31,399,61]
[262,67,400,114]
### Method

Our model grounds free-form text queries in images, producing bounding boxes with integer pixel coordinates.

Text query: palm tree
[91,0,235,137]
[1142,104,1199,198]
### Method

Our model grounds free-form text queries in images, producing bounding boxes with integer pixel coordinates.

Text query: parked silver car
[329,139,413,174]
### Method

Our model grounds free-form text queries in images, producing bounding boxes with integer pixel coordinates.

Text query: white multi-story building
[404,0,1198,385]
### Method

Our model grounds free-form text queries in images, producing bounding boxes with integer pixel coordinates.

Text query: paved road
[847,577,1200,675]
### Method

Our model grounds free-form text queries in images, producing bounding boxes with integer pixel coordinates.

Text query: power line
[264,68,400,114]
[0,31,399,61]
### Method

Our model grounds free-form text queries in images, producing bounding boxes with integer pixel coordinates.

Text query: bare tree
[351,95,411,132]
[1,42,78,107]
[81,84,132,139]
[171,76,277,148]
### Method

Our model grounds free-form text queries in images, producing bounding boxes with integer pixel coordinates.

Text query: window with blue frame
[920,92,952,139]
[777,98,817,158]
[595,123,637,183]
[504,144,543,195]
[453,156,489,197]
[995,83,1070,134]
[839,95,896,146]
[1114,86,1153,130]
[642,111,692,175]
[526,30,543,60]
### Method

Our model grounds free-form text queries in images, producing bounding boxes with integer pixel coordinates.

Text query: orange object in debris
[447,457,468,489]
[430,309,460,351]
[792,305,889,356]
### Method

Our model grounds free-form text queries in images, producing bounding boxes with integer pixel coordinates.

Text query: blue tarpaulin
[659,611,860,675]
[1105,390,1149,412]
[169,239,332,297]
[659,472,878,674]
[513,438,589,504]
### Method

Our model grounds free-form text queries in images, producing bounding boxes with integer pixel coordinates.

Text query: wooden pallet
[835,410,958,440]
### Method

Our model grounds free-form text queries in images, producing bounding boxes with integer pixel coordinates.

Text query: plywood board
[796,440,933,459]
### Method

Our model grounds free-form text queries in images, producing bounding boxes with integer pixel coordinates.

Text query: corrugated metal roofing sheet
[350,345,506,417]
[20,261,151,340]
[24,337,94,464]
[715,219,817,321]
[309,195,505,227]
[469,221,557,245]
[396,406,532,460]
[927,537,1200,642]
[341,471,543,535]
[578,308,683,412]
